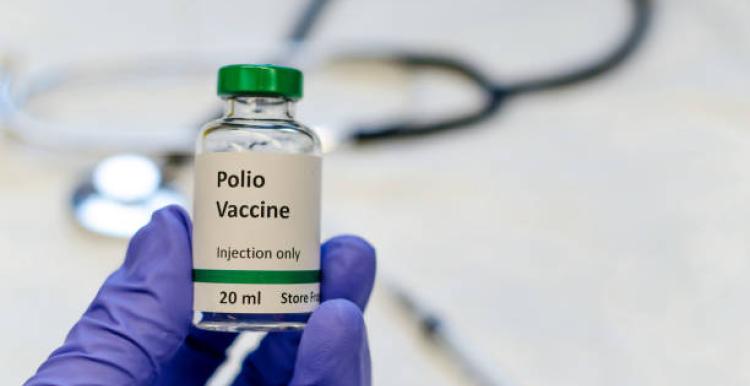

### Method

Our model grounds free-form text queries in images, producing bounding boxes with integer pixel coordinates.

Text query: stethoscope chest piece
[72,154,185,238]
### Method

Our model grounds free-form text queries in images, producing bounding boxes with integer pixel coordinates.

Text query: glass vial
[192,64,321,332]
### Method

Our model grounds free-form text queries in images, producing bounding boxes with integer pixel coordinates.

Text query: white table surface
[1,1,750,385]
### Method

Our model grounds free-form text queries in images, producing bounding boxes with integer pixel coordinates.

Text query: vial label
[192,152,321,314]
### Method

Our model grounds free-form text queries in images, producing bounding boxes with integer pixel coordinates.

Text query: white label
[192,152,321,314]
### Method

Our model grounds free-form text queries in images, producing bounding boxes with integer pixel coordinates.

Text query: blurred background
[2,0,750,385]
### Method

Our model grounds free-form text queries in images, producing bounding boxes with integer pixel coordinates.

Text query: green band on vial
[192,269,320,284]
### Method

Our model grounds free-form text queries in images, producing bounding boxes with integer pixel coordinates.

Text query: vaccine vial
[192,64,321,332]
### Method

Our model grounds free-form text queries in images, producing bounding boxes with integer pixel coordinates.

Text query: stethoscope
[0,0,651,238]
[0,1,652,384]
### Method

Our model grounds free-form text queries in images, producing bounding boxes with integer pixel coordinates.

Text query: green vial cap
[217,64,303,100]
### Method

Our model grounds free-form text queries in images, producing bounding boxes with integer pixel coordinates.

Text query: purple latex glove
[25,206,376,386]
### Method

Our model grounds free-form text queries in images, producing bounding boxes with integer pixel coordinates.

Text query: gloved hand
[25,205,376,386]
